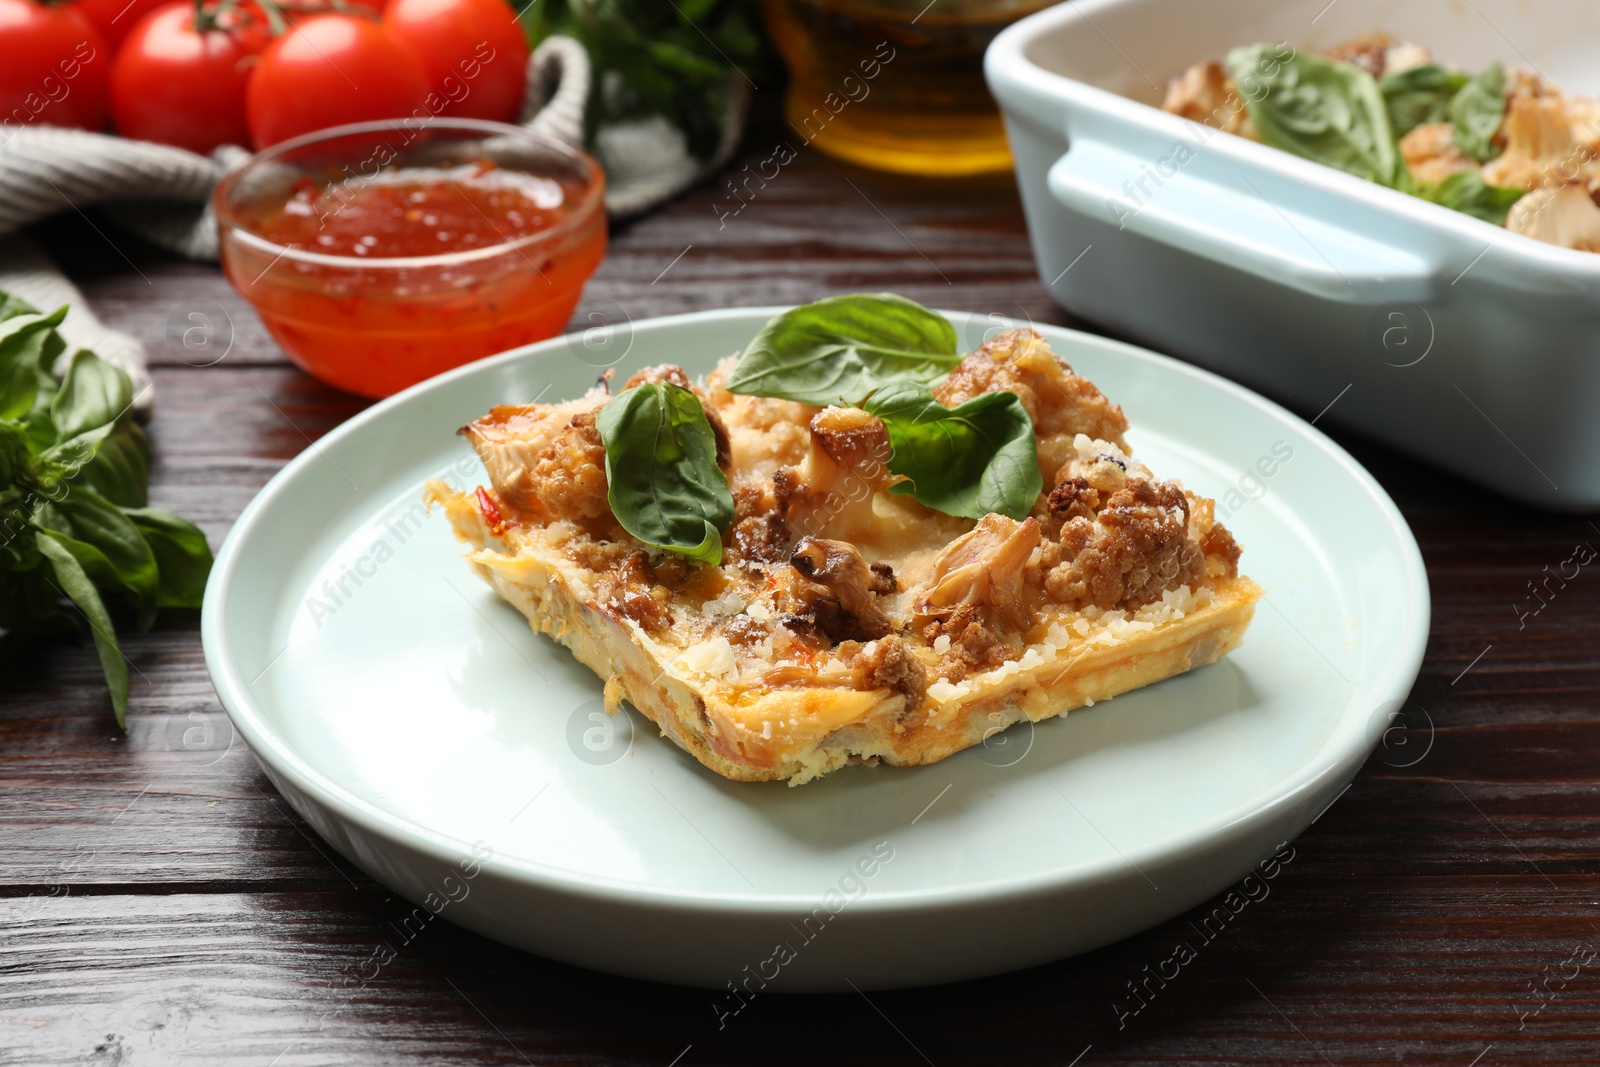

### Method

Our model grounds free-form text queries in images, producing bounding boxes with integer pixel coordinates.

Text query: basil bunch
[595,295,1044,561]
[1228,45,1521,219]
[520,0,773,161]
[0,289,213,726]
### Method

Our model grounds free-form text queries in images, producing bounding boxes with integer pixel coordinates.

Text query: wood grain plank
[4,96,1600,1064]
[4,877,1600,1067]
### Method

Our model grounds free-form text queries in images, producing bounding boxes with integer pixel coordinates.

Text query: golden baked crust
[429,329,1261,785]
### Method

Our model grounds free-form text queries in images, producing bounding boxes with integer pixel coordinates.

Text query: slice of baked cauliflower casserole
[426,327,1260,785]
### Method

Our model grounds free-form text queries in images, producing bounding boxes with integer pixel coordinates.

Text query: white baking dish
[988,0,1600,510]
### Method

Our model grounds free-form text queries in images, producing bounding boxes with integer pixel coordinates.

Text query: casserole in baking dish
[988,0,1600,510]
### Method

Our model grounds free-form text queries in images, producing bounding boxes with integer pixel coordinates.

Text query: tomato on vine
[245,12,429,148]
[0,0,110,131]
[71,0,169,48]
[110,1,270,154]
[382,0,529,123]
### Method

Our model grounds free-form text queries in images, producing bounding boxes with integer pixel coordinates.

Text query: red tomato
[245,13,429,149]
[382,0,529,123]
[71,0,168,49]
[244,12,432,147]
[0,0,109,131]
[110,2,268,154]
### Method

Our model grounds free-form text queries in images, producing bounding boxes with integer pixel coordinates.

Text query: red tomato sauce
[256,163,569,257]
[221,161,605,397]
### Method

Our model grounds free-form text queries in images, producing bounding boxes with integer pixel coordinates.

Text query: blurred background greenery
[518,0,776,159]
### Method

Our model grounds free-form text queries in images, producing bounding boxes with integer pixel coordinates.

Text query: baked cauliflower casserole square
[426,309,1260,785]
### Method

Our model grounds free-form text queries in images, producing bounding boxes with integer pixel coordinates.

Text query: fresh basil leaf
[74,422,150,509]
[1379,64,1469,136]
[36,530,130,727]
[22,365,60,454]
[1417,170,1526,224]
[0,307,67,422]
[50,350,133,443]
[863,382,1043,521]
[0,482,40,573]
[725,294,962,406]
[122,507,212,609]
[1227,44,1399,186]
[647,40,725,79]
[0,288,38,322]
[0,421,29,486]
[596,382,734,565]
[30,501,120,583]
[34,491,160,628]
[1451,63,1506,162]
[36,423,116,492]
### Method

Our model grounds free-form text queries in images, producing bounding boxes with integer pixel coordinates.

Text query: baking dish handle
[1046,136,1436,304]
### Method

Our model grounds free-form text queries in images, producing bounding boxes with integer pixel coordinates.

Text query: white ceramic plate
[203,309,1428,991]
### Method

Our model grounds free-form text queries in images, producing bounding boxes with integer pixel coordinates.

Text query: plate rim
[202,306,1430,914]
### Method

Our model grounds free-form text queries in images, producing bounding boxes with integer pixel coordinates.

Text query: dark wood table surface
[5,100,1600,1067]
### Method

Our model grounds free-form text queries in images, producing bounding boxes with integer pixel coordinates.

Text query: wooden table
[5,102,1599,1066]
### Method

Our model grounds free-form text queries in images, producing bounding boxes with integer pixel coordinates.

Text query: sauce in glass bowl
[215,120,605,398]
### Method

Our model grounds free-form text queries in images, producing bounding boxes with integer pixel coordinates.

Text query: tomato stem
[262,0,381,18]
[251,0,288,34]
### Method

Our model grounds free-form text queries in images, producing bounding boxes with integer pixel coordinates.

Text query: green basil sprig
[0,289,214,726]
[596,382,734,566]
[1379,64,1469,137]
[1227,44,1399,186]
[1450,62,1507,162]
[724,293,961,406]
[597,296,1049,556]
[863,382,1042,521]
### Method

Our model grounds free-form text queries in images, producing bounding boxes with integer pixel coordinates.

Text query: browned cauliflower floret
[1505,184,1600,250]
[1161,60,1255,137]
[459,385,611,522]
[525,410,610,522]
[1483,95,1582,190]
[1045,475,1102,527]
[1505,66,1561,103]
[1323,35,1391,77]
[1045,479,1207,610]
[855,635,928,709]
[936,329,1129,489]
[624,364,692,390]
[1400,122,1478,186]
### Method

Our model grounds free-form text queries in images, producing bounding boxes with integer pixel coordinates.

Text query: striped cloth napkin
[0,36,746,413]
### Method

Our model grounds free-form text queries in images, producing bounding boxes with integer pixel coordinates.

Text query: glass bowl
[214,119,606,398]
